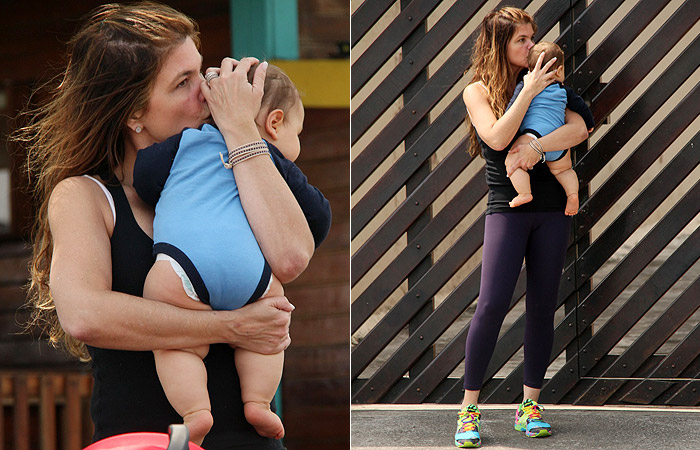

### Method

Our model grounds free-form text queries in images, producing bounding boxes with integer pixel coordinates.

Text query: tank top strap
[82,175,116,227]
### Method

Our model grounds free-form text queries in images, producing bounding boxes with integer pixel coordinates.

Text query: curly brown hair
[465,7,537,157]
[11,2,200,360]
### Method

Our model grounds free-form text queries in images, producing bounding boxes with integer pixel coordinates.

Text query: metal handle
[166,424,190,450]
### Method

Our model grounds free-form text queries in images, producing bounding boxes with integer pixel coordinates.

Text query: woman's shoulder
[462,81,490,115]
[463,81,488,98]
[49,176,114,230]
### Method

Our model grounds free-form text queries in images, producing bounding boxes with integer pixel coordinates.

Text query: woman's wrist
[218,122,262,150]
[209,309,241,346]
[528,138,546,163]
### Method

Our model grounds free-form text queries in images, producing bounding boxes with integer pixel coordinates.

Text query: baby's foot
[183,409,214,445]
[244,401,285,439]
[565,193,579,216]
[509,193,533,208]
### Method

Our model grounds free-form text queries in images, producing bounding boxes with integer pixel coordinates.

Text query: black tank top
[87,179,283,449]
[482,138,566,215]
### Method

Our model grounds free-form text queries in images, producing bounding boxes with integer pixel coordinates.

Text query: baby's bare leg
[546,151,579,215]
[144,260,213,445]
[506,134,535,208]
[236,274,286,439]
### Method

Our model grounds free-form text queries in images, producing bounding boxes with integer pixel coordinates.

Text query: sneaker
[454,404,481,448]
[514,399,552,437]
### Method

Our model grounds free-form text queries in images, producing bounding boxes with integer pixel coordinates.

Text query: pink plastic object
[83,425,203,450]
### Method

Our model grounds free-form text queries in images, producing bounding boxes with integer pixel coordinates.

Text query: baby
[505,41,595,215]
[133,64,331,444]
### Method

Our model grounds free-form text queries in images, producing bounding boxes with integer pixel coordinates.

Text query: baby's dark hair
[528,41,564,73]
[247,63,301,115]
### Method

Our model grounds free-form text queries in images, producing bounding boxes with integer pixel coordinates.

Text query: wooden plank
[576,275,700,405]
[350,0,395,47]
[0,341,82,369]
[352,0,488,96]
[0,286,27,312]
[556,0,624,58]
[285,344,349,379]
[351,97,466,238]
[351,139,470,275]
[577,229,700,374]
[290,314,348,347]
[0,256,30,285]
[0,386,3,450]
[62,375,81,450]
[589,7,699,122]
[351,0,529,144]
[577,39,700,192]
[352,226,485,379]
[13,374,29,450]
[575,111,700,286]
[397,271,532,403]
[283,377,349,407]
[667,380,700,406]
[572,0,690,96]
[543,184,700,402]
[40,376,56,450]
[352,264,480,403]
[283,406,349,447]
[618,379,677,405]
[576,107,700,244]
[351,178,486,332]
[284,283,349,315]
[290,250,349,286]
[351,1,440,94]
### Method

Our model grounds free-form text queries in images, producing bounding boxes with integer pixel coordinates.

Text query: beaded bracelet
[528,139,546,164]
[219,140,270,169]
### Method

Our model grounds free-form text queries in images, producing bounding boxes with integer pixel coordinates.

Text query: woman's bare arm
[201,57,314,283]
[506,108,589,175]
[48,177,292,353]
[463,52,558,150]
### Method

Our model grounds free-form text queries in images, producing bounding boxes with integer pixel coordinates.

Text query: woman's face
[137,37,209,144]
[507,23,535,70]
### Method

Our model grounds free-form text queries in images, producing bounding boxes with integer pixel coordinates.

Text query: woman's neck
[116,142,138,187]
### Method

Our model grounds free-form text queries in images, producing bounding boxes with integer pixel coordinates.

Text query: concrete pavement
[352,404,700,449]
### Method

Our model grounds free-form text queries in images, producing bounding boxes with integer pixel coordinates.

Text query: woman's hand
[521,52,559,99]
[225,296,294,354]
[200,57,268,144]
[506,135,542,176]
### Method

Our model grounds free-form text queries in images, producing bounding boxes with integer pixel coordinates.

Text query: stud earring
[135,126,142,133]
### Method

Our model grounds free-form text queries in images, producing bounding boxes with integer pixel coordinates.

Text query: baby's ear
[264,109,285,139]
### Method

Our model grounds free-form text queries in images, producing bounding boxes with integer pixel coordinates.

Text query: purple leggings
[463,211,570,390]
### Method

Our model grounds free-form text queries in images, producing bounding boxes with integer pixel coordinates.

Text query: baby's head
[528,41,565,82]
[247,64,303,162]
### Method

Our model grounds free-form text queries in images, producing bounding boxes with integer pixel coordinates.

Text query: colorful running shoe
[514,399,552,437]
[454,404,481,448]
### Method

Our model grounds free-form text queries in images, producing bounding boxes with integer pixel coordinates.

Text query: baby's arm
[505,81,526,113]
[268,143,332,249]
[563,86,595,131]
[133,131,185,206]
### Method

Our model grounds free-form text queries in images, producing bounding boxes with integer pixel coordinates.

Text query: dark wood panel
[351,141,470,279]
[351,179,486,332]
[350,0,395,47]
[352,1,440,94]
[351,0,698,408]
[351,99,467,237]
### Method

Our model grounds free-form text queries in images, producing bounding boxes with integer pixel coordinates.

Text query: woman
[13,3,313,449]
[455,7,590,448]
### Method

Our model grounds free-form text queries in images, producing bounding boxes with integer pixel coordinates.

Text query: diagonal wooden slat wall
[351,0,700,406]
